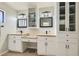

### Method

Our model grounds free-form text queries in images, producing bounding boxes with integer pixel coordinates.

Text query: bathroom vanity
[8,34,37,52]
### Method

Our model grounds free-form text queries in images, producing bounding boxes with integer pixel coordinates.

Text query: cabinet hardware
[65,45,67,48]
[68,45,69,49]
[45,42,48,46]
[66,34,69,37]
[13,40,16,43]
[46,38,47,40]
[66,40,69,41]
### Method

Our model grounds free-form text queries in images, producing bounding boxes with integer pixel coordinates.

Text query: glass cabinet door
[28,8,36,27]
[59,2,76,32]
[59,2,66,31]
[69,2,76,31]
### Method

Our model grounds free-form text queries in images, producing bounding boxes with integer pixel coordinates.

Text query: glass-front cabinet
[28,8,36,27]
[69,2,76,31]
[59,2,66,31]
[59,2,76,32]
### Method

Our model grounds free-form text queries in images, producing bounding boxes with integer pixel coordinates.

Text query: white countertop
[37,34,56,37]
[8,33,56,38]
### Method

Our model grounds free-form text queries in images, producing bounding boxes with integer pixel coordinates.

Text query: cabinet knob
[65,45,69,49]
[68,45,69,49]
[45,42,48,46]
[66,34,69,36]
[65,45,67,48]
[66,40,69,41]
[13,40,16,43]
[46,38,47,40]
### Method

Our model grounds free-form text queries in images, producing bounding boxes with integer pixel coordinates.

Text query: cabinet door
[47,37,57,56]
[59,2,76,32]
[59,2,66,31]
[15,36,23,52]
[67,43,78,56]
[37,37,46,55]
[8,35,16,51]
[28,8,36,27]
[68,2,76,31]
[57,41,66,56]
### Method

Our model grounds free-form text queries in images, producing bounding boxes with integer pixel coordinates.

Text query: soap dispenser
[20,30,23,35]
[46,30,48,34]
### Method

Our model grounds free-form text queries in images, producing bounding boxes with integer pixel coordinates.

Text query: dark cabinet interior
[59,2,76,31]
[59,2,65,31]
[69,2,76,31]
[60,7,65,14]
[60,2,65,6]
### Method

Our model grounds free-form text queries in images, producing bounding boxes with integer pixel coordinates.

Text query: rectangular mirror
[17,19,27,28]
[40,17,53,27]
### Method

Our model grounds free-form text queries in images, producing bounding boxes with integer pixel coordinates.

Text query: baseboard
[0,50,9,56]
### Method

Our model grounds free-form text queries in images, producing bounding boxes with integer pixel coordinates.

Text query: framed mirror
[17,19,27,28]
[40,17,53,27]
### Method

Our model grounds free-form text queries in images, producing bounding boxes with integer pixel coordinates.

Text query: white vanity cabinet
[37,35,57,55]
[37,37,46,55]
[8,35,23,52]
[57,38,78,56]
[47,37,57,55]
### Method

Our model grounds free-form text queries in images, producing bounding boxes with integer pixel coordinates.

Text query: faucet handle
[46,31,48,34]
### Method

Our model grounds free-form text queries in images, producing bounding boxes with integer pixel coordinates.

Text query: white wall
[0,2,16,52]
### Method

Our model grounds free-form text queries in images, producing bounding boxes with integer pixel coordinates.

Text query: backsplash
[16,27,56,36]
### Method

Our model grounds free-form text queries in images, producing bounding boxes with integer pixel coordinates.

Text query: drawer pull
[65,45,67,48]
[68,45,69,49]
[66,34,69,36]
[13,40,16,43]
[45,42,48,46]
[66,40,69,41]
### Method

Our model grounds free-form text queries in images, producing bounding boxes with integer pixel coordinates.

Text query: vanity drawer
[22,39,29,42]
[29,39,37,42]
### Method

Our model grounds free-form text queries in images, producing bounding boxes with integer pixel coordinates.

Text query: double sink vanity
[8,33,56,55]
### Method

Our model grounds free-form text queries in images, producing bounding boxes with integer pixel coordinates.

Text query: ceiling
[5,2,37,10]
[5,2,54,10]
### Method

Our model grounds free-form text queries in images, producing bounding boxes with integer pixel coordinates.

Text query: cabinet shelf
[69,2,75,5]
[60,6,65,8]
[60,14,65,16]
[69,23,75,25]
[60,15,65,20]
[69,5,75,14]
[69,13,75,15]
[69,5,75,7]
[60,2,65,6]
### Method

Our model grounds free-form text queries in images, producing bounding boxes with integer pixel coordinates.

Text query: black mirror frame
[17,19,27,28]
[40,17,53,28]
